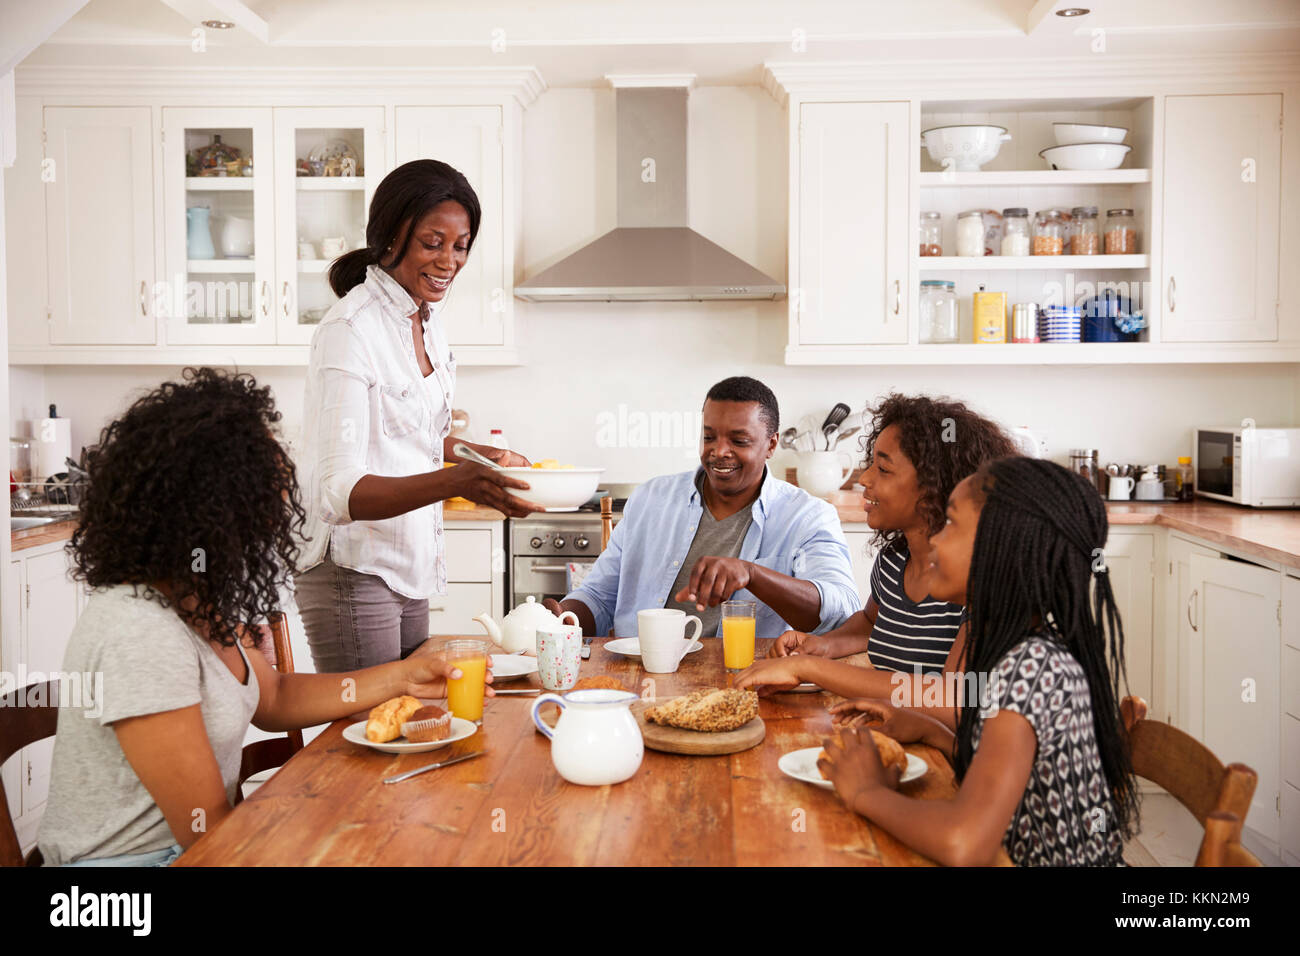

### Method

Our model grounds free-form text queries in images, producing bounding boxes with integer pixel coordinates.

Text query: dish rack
[10,477,85,516]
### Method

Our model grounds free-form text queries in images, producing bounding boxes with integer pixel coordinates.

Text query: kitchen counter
[831,490,1300,571]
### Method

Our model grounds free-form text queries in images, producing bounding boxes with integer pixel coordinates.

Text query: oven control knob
[574,535,590,550]
[529,536,544,550]
[552,536,566,549]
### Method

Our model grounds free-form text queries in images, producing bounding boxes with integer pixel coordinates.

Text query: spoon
[453,442,505,471]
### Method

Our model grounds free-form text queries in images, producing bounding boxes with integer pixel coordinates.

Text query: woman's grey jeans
[294,547,431,673]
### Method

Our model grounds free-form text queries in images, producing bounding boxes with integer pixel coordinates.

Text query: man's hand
[767,629,839,658]
[674,556,752,611]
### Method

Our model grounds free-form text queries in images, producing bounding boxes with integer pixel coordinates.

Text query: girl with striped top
[735,393,1017,730]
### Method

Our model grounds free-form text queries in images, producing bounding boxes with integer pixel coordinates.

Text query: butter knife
[383,750,484,784]
[492,688,541,695]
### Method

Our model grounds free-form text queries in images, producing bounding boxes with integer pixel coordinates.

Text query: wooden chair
[236,613,304,803]
[1120,696,1262,867]
[599,495,614,553]
[0,680,61,867]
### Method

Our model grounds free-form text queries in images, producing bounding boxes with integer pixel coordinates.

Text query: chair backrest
[599,496,614,553]
[1120,695,1261,867]
[1,681,61,867]
[236,612,304,800]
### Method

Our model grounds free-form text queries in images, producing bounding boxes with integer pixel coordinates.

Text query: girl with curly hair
[37,368,487,867]
[735,393,1017,727]
[818,458,1136,866]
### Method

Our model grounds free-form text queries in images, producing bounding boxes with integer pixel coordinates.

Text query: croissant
[818,729,907,778]
[366,695,423,742]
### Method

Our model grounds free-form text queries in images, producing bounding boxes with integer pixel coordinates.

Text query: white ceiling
[20,0,1300,85]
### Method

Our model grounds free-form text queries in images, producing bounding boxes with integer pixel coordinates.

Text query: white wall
[9,85,1300,484]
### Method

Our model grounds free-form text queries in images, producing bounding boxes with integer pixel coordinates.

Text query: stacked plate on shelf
[1039,305,1082,342]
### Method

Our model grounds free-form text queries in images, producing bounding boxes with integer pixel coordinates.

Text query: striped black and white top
[866,539,965,675]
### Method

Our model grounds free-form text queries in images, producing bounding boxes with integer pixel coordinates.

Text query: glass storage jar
[1032,209,1064,255]
[956,210,985,257]
[919,211,943,257]
[919,280,959,343]
[1104,208,1137,254]
[1000,207,1030,256]
[1070,206,1099,255]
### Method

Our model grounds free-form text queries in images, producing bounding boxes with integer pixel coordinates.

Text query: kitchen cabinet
[841,527,878,610]
[395,106,512,352]
[1166,533,1221,733]
[1191,552,1281,845]
[273,106,386,345]
[1161,94,1282,343]
[161,107,277,345]
[789,101,909,350]
[1282,573,1300,864]
[1103,530,1156,718]
[430,522,505,636]
[43,106,156,345]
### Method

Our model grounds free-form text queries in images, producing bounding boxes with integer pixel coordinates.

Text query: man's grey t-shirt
[663,474,755,636]
[37,584,260,866]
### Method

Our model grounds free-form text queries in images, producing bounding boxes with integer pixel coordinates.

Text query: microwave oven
[1194,426,1300,508]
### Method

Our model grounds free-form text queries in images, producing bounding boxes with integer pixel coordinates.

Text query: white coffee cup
[536,621,583,691]
[1108,475,1135,500]
[320,236,347,259]
[298,240,316,260]
[637,608,703,674]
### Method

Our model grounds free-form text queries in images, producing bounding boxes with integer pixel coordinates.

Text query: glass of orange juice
[444,639,488,724]
[721,600,757,672]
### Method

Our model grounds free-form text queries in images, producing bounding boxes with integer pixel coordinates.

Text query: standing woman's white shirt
[296,264,457,599]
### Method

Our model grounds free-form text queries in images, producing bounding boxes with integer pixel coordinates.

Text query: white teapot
[530,688,643,786]
[474,596,578,655]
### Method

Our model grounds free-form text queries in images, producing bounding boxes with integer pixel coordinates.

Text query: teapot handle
[531,693,565,739]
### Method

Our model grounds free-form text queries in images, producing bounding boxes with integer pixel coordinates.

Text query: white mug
[1134,477,1164,501]
[536,621,583,691]
[1108,475,1135,500]
[320,236,347,259]
[638,608,702,674]
[297,240,316,260]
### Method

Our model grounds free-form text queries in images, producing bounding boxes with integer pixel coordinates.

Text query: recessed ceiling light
[201,19,235,29]
[1055,7,1090,16]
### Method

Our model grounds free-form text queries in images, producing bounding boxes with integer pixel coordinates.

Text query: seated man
[544,377,859,639]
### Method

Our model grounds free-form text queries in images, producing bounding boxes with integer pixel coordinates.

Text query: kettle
[474,596,578,655]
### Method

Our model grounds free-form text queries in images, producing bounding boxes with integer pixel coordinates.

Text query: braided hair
[954,456,1139,838]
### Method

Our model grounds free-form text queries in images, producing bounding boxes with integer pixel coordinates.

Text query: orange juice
[447,654,488,722]
[722,616,756,670]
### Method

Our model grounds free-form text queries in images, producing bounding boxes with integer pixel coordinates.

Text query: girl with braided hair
[819,457,1137,866]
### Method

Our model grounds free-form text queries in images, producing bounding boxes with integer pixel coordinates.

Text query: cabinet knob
[282,281,291,318]
[1168,276,1176,313]
[139,280,148,316]
[892,279,900,316]
[260,280,269,317]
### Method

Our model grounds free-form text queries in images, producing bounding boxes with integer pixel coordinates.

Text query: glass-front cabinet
[273,107,385,345]
[162,107,275,344]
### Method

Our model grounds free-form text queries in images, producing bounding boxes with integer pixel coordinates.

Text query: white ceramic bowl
[1039,143,1131,170]
[1052,123,1128,146]
[921,125,1012,172]
[498,466,605,511]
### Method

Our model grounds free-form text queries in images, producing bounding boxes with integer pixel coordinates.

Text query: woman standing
[296,159,541,673]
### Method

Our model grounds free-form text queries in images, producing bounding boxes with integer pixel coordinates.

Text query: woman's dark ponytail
[327,159,482,299]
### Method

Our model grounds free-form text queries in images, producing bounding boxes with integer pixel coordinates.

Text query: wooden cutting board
[629,698,765,755]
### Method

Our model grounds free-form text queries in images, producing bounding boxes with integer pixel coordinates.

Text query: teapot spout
[473,612,502,644]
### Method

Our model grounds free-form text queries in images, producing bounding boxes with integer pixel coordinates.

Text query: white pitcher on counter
[795,450,854,500]
[474,596,578,655]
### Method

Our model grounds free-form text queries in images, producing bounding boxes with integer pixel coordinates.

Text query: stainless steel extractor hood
[515,84,785,302]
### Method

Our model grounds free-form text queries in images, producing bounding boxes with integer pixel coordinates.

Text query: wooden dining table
[177,637,1012,866]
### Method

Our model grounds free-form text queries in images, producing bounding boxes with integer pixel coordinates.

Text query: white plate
[490,654,539,679]
[342,716,478,754]
[603,637,704,658]
[778,746,927,789]
[784,682,823,694]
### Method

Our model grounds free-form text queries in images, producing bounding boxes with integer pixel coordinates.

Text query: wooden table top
[177,638,1009,867]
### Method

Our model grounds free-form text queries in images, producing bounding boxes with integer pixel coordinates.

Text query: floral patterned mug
[536,620,583,691]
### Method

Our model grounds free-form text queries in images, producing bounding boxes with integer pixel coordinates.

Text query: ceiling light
[201,19,235,29]
[1055,7,1090,16]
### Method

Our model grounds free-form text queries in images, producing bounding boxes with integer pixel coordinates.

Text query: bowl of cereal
[500,459,605,511]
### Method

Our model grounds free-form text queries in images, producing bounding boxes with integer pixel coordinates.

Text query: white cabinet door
[428,583,493,636]
[1103,531,1155,716]
[1193,553,1280,843]
[395,107,507,348]
[1162,94,1281,343]
[1167,534,1221,733]
[3,561,24,822]
[444,528,493,583]
[794,101,909,346]
[162,107,276,344]
[841,528,878,610]
[44,107,156,345]
[272,106,386,345]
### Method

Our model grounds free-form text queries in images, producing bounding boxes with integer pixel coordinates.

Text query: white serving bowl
[1039,143,1131,170]
[1052,123,1128,146]
[921,125,1012,172]
[498,466,605,511]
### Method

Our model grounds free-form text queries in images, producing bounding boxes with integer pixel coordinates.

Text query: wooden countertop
[176,637,1009,867]
[830,490,1300,571]
[441,502,506,521]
